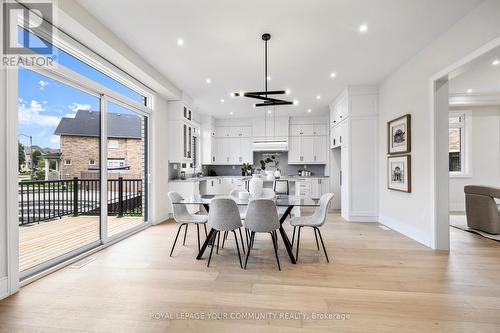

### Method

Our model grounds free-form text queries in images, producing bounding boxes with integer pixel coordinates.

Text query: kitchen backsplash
[203,152,326,177]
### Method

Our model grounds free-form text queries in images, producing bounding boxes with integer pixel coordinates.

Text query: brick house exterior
[55,110,144,179]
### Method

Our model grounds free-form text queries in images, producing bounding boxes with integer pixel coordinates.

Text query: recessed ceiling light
[205,78,211,84]
[177,38,184,46]
[229,111,234,115]
[330,72,337,78]
[359,24,368,33]
[307,109,312,113]
[267,76,271,81]
[285,89,291,95]
[316,95,321,100]
[466,89,472,93]
[220,99,225,103]
[293,100,299,105]
[268,110,272,114]
[493,59,500,66]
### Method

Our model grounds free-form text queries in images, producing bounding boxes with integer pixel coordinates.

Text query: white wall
[151,96,171,223]
[449,106,500,211]
[378,0,500,247]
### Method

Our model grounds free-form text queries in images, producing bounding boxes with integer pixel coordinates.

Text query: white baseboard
[0,276,8,300]
[449,202,465,212]
[347,215,378,222]
[378,215,432,248]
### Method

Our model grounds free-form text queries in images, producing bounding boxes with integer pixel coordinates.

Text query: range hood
[253,139,288,152]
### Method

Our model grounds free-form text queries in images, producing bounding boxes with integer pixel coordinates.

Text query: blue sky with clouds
[18,29,144,149]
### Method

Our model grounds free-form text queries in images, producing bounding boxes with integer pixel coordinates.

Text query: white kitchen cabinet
[330,121,348,149]
[253,116,289,139]
[168,101,200,164]
[330,85,378,222]
[215,127,231,137]
[313,136,328,163]
[205,178,223,195]
[222,177,247,194]
[211,137,253,165]
[290,124,314,136]
[289,135,325,164]
[313,124,328,136]
[240,137,253,164]
[311,178,330,199]
[295,179,311,197]
[288,136,302,163]
[301,136,314,162]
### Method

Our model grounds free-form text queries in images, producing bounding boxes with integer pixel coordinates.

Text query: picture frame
[387,155,411,193]
[387,114,411,154]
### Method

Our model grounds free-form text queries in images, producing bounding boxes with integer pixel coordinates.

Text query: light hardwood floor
[19,216,143,272]
[2,213,500,332]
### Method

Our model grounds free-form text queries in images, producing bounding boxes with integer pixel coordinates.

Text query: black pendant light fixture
[232,33,296,107]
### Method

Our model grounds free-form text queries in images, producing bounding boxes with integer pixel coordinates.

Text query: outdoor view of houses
[19,109,144,182]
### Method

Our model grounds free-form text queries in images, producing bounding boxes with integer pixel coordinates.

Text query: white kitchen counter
[169,175,329,183]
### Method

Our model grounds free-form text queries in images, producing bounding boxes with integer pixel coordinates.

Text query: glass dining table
[171,194,319,264]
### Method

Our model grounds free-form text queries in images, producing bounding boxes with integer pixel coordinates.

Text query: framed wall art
[387,114,411,154]
[387,155,411,193]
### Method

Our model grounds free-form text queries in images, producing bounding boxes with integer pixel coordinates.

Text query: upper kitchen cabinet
[202,118,253,165]
[168,101,200,163]
[288,117,329,165]
[289,124,314,136]
[329,86,378,128]
[252,116,289,140]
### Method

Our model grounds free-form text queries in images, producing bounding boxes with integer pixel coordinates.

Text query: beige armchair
[464,185,500,234]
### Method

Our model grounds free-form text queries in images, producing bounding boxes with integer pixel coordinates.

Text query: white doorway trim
[430,35,500,250]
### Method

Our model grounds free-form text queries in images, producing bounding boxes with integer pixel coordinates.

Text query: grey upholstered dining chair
[168,191,208,256]
[244,199,281,270]
[290,193,334,263]
[207,198,245,268]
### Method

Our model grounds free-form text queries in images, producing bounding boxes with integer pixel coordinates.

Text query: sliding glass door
[18,68,102,275]
[16,24,151,278]
[106,100,148,238]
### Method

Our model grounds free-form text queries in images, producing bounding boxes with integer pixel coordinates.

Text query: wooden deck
[19,215,143,272]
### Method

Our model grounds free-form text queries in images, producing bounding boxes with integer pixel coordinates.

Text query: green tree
[32,150,42,168]
[18,142,25,171]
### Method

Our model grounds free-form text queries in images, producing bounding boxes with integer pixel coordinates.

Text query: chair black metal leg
[245,228,250,247]
[170,223,185,257]
[207,231,218,267]
[216,231,220,254]
[295,226,302,262]
[203,223,208,237]
[315,227,329,263]
[183,224,189,245]
[222,230,227,248]
[250,232,255,249]
[232,230,243,269]
[291,226,296,248]
[238,228,245,254]
[270,232,281,271]
[196,224,201,251]
[244,232,255,269]
[313,227,320,251]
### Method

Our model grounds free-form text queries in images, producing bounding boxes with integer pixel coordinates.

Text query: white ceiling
[449,45,500,95]
[76,0,481,118]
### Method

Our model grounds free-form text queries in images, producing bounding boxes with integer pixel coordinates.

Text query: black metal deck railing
[18,177,143,226]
